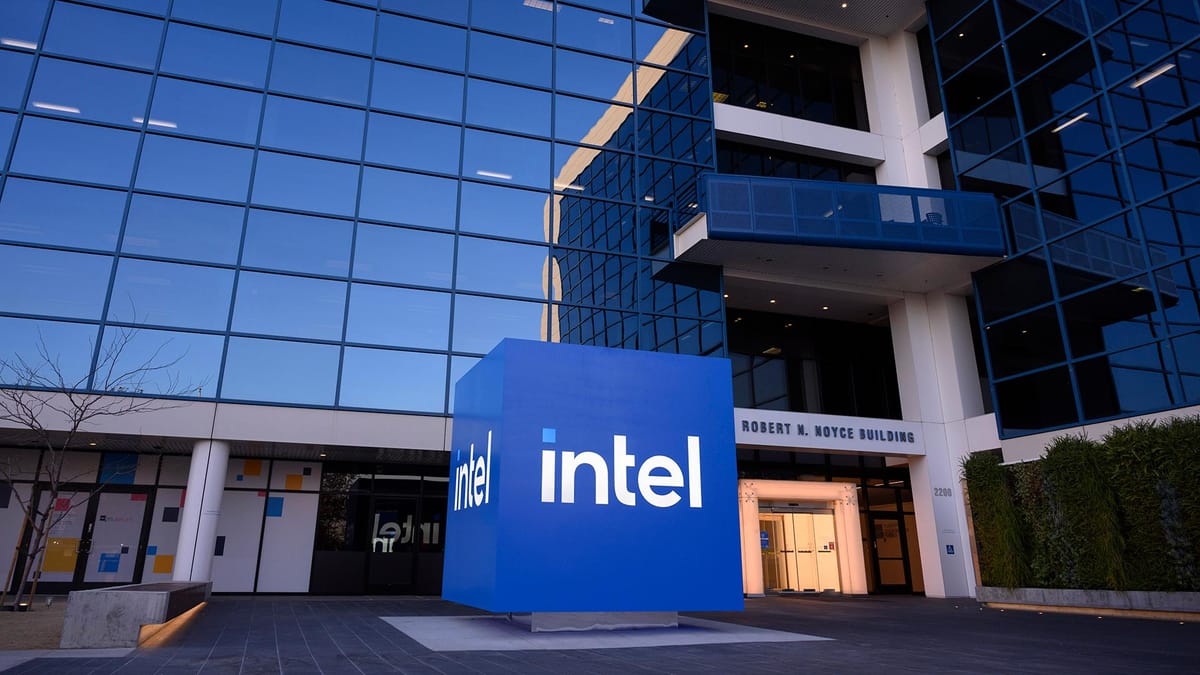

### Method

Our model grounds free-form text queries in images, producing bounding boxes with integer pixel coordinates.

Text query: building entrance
[758,509,841,593]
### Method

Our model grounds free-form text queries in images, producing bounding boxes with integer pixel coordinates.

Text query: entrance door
[869,513,911,593]
[758,511,841,593]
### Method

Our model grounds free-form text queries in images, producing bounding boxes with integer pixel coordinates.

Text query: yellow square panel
[284,474,303,491]
[153,554,174,575]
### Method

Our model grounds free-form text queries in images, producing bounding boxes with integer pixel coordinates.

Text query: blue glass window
[148,77,261,144]
[468,32,551,88]
[377,14,466,70]
[171,0,278,35]
[0,51,34,109]
[636,22,704,71]
[556,49,633,101]
[554,142,635,202]
[466,79,550,136]
[463,130,550,189]
[359,167,457,228]
[555,94,633,148]
[262,96,365,161]
[557,4,632,59]
[87,0,168,14]
[43,3,162,69]
[278,0,375,54]
[447,354,480,411]
[232,272,346,340]
[0,179,125,251]
[11,117,139,187]
[160,23,271,88]
[0,112,12,151]
[0,317,97,388]
[123,195,244,264]
[371,62,463,121]
[0,245,111,320]
[242,209,352,276]
[459,182,548,241]
[352,224,453,287]
[108,259,234,330]
[455,237,549,299]
[365,113,460,174]
[451,294,545,354]
[380,0,467,25]
[27,58,151,128]
[340,347,447,412]
[270,42,370,106]
[136,135,254,202]
[0,0,50,50]
[98,326,223,398]
[222,337,339,405]
[252,152,360,217]
[346,284,450,349]
[471,0,551,42]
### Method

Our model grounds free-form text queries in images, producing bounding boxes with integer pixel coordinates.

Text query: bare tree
[0,324,197,610]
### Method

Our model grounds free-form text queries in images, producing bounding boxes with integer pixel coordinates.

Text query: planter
[977,586,1200,614]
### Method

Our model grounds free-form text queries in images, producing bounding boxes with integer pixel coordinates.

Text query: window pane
[232,272,346,340]
[26,58,149,128]
[160,23,271,88]
[377,14,466,70]
[108,259,234,330]
[148,77,261,144]
[262,96,365,160]
[270,42,370,106]
[557,4,632,58]
[0,0,50,49]
[352,224,453,287]
[359,167,457,228]
[222,337,339,405]
[459,182,549,241]
[0,317,96,388]
[556,49,633,101]
[347,284,450,349]
[555,94,633,148]
[98,326,223,398]
[456,237,548,299]
[136,135,254,202]
[466,79,550,136]
[252,152,360,217]
[468,32,551,87]
[43,3,162,69]
[242,209,352,276]
[171,0,279,35]
[371,62,463,121]
[451,294,545,354]
[0,245,111,319]
[87,0,168,14]
[340,347,447,412]
[123,195,244,264]
[463,129,549,189]
[470,0,551,42]
[0,50,33,108]
[554,142,635,202]
[278,0,375,54]
[447,354,480,412]
[0,179,125,251]
[11,117,139,186]
[365,113,460,174]
[380,0,467,24]
[0,112,11,150]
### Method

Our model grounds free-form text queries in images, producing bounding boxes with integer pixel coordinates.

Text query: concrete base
[59,582,211,648]
[977,586,1200,614]
[515,611,679,632]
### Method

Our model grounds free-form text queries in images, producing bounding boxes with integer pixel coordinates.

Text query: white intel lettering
[371,513,441,552]
[541,434,702,508]
[453,430,492,512]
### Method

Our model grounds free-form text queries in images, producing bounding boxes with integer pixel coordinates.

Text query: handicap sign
[945,544,955,555]
[760,531,769,549]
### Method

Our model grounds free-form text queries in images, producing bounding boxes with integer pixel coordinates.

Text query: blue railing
[698,174,1006,257]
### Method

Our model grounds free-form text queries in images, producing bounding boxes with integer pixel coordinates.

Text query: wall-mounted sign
[734,408,926,456]
[443,339,744,613]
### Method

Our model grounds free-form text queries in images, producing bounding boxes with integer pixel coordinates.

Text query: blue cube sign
[443,339,743,613]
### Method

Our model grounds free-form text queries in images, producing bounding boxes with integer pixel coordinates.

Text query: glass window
[459,182,549,241]
[346,284,450,350]
[1062,276,1165,358]
[233,271,346,340]
[252,152,360,217]
[339,347,447,412]
[43,3,162,69]
[0,179,125,251]
[160,23,271,88]
[639,109,712,164]
[555,197,636,254]
[636,22,705,72]
[278,0,375,54]
[365,113,460,174]
[261,96,365,160]
[222,337,339,405]
[1163,257,1200,336]
[468,32,551,88]
[986,307,1067,378]
[359,167,457,228]
[148,77,261,144]
[455,237,548,299]
[470,0,551,42]
[352,224,453,287]
[371,61,463,121]
[270,42,370,106]
[136,135,254,202]
[638,66,709,117]
[465,79,550,136]
[171,0,278,35]
[242,209,352,276]
[29,53,155,130]
[0,112,11,150]
[123,194,244,264]
[381,0,467,24]
[0,0,50,49]
[451,294,545,354]
[556,49,633,102]
[377,14,466,70]
[0,50,33,109]
[447,354,480,411]
[97,326,224,398]
[0,317,97,389]
[11,116,139,187]
[108,258,234,330]
[463,129,549,189]
[1076,342,1177,420]
[87,0,168,14]
[553,142,635,202]
[557,4,632,59]
[0,245,111,319]
[555,94,633,149]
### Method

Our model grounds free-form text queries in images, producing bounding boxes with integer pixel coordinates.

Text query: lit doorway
[758,509,841,593]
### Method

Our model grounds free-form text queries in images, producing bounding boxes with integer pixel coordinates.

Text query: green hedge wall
[963,415,1200,591]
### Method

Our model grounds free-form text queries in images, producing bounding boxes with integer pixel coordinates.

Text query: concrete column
[738,483,764,596]
[173,440,229,582]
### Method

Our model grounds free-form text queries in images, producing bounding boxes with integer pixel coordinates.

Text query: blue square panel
[97,553,120,574]
[265,496,284,517]
[443,339,742,613]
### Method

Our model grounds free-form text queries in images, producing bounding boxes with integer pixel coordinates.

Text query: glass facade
[0,0,722,415]
[930,0,1200,436]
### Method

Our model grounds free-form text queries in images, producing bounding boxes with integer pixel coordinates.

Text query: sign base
[512,612,680,632]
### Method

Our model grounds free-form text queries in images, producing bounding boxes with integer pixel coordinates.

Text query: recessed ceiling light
[841,2,848,7]
[785,323,793,328]
[821,305,830,311]
[769,299,777,304]
[723,293,729,298]
[743,44,749,48]
[958,33,965,38]
[88,442,97,447]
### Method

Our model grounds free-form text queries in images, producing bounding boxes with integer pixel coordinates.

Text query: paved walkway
[3,594,1197,673]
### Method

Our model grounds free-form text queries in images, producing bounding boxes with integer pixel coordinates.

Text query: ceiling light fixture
[0,38,37,49]
[476,170,513,180]
[821,305,830,311]
[841,2,848,7]
[33,102,80,114]
[1051,111,1088,133]
[1130,62,1175,89]
[769,299,777,304]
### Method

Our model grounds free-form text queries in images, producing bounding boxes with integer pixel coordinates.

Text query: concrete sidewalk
[3,594,1197,673]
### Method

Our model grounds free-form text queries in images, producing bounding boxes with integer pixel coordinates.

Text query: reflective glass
[553,142,635,202]
[87,0,168,14]
[555,197,636,253]
[0,179,125,251]
[377,14,466,70]
[459,182,549,241]
[0,245,110,319]
[447,354,480,412]
[352,224,453,287]
[986,307,1067,378]
[466,79,550,136]
[0,0,50,49]
[222,337,339,405]
[636,22,705,73]
[463,130,549,189]
[270,42,371,106]
[0,317,97,388]
[160,23,271,88]
[232,272,346,340]
[638,66,710,117]
[470,0,551,42]
[382,0,467,23]
[1141,184,1200,264]
[97,326,223,398]
[451,294,545,353]
[242,209,351,276]
[365,113,460,174]
[0,112,11,150]
[556,49,633,101]
[371,62,463,121]
[1076,342,1177,419]
[346,284,450,349]
[555,94,633,148]
[1162,257,1200,336]
[455,237,549,299]
[136,135,254,202]
[468,32,551,88]
[123,194,244,264]
[557,4,632,59]
[278,0,375,54]
[252,152,360,217]
[0,51,34,108]
[27,58,151,128]
[638,109,712,164]
[1062,276,1165,358]
[553,249,637,310]
[148,77,261,144]
[359,167,457,228]
[339,347,447,412]
[171,0,279,35]
[11,116,139,187]
[108,258,234,330]
[262,96,365,160]
[43,3,162,69]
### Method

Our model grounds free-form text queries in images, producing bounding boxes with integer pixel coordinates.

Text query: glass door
[81,490,151,585]
[758,510,842,593]
[759,516,787,591]
[869,513,911,592]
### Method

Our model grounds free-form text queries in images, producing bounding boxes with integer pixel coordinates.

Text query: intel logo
[539,428,703,508]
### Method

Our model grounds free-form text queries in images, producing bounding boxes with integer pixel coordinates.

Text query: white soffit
[710,0,928,42]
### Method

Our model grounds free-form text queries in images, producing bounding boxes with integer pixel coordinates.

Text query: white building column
[738,482,765,596]
[889,292,983,597]
[173,440,229,582]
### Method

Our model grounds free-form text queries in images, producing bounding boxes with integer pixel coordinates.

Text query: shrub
[962,451,1027,588]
